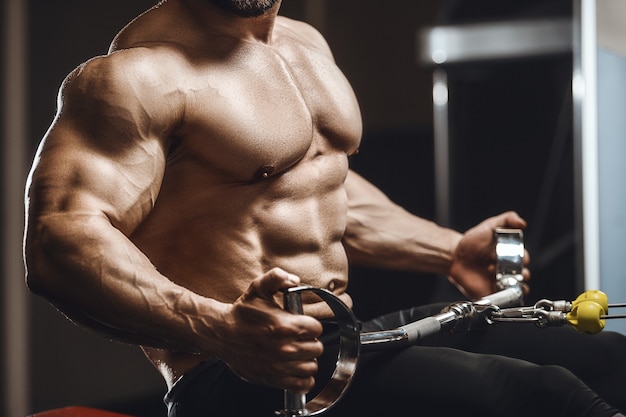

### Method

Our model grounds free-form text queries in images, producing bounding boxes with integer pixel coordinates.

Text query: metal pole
[3,0,30,415]
[572,0,600,293]
[432,69,450,227]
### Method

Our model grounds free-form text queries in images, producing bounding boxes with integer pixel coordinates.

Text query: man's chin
[212,0,279,18]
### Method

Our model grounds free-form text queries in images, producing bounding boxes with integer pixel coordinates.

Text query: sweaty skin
[24,0,528,393]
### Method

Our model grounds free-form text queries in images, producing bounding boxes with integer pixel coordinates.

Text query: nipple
[254,165,276,180]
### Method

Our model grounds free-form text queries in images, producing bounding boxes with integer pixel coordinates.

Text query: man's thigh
[325,345,616,417]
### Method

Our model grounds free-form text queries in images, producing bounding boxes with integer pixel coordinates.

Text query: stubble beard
[211,0,279,17]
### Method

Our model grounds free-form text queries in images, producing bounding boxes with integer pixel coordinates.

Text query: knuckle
[279,342,298,355]
[313,341,324,356]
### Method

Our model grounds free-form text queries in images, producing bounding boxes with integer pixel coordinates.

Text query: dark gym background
[5,0,578,415]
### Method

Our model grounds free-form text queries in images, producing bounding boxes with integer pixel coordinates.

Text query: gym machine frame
[276,228,626,416]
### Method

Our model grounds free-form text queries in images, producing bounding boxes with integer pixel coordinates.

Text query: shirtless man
[24,1,626,416]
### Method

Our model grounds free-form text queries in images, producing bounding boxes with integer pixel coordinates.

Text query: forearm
[25,212,228,354]
[343,170,462,275]
[343,203,461,275]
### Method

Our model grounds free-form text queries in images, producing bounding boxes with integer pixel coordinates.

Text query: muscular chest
[174,42,362,181]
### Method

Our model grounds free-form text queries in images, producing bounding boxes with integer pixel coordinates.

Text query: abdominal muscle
[134,153,354,386]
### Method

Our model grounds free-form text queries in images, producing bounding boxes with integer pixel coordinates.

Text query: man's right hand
[216,267,324,393]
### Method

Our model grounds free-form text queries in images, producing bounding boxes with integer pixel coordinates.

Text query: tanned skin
[24,0,529,393]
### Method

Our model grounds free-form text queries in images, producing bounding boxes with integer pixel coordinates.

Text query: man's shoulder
[64,47,185,98]
[57,48,186,131]
[276,16,333,58]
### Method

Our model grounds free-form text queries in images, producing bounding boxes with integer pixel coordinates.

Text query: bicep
[28,115,167,235]
[28,58,175,234]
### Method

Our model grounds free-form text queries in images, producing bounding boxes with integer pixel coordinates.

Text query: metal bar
[572,0,600,292]
[282,291,307,416]
[432,69,450,226]
[3,0,30,415]
[361,285,524,350]
[418,18,572,65]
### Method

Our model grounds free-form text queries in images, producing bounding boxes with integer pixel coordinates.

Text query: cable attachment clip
[488,290,626,335]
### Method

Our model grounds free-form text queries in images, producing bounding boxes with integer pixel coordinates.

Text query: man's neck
[177,0,282,44]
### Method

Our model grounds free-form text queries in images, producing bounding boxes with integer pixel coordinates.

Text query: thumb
[489,211,527,230]
[247,267,301,301]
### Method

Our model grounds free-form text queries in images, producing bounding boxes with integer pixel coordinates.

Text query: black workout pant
[165,304,626,417]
